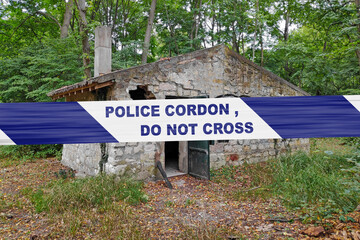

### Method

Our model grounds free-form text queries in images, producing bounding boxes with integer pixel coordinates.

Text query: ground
[0,139,360,239]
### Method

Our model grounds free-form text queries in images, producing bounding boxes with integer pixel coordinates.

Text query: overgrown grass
[271,152,360,215]
[27,174,148,213]
[20,174,150,238]
[212,149,360,222]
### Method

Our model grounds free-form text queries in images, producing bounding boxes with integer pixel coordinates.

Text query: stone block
[144,144,155,152]
[224,145,233,152]
[124,146,133,155]
[190,90,198,96]
[183,90,191,96]
[133,145,143,153]
[127,142,137,146]
[159,82,176,91]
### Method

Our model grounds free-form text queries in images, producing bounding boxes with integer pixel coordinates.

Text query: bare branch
[35,11,61,28]
[11,15,33,38]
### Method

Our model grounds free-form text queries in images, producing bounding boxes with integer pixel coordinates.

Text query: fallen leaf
[302,226,325,237]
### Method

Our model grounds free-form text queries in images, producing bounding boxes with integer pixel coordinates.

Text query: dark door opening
[165,141,178,170]
[164,95,210,179]
[165,141,184,177]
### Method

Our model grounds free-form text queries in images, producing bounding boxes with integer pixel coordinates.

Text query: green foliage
[54,168,75,179]
[31,189,49,213]
[0,144,62,165]
[342,137,360,149]
[0,37,83,103]
[0,0,67,56]
[212,149,360,222]
[263,1,360,95]
[29,174,148,213]
[0,36,81,161]
[112,40,142,70]
[271,152,360,218]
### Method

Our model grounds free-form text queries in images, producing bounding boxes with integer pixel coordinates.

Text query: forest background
[1,2,360,238]
[1,0,360,102]
[0,0,360,155]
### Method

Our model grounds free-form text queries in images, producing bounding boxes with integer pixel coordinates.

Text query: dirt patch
[0,159,67,239]
[133,175,307,239]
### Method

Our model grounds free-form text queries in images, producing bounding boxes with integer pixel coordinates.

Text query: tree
[75,0,91,79]
[0,37,83,103]
[142,0,157,64]
[60,0,74,38]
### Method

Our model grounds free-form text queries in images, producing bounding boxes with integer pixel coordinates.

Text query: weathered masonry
[48,40,310,180]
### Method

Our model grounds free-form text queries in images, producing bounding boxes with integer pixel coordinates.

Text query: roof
[48,44,309,99]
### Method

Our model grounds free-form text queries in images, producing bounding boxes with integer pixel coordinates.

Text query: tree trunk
[283,4,291,79]
[232,1,239,53]
[241,33,245,56]
[194,0,202,47]
[252,0,259,62]
[260,26,264,67]
[284,9,290,42]
[60,0,74,38]
[211,0,215,47]
[75,0,91,79]
[190,0,202,49]
[232,31,239,54]
[354,0,360,69]
[141,0,157,64]
[190,0,198,48]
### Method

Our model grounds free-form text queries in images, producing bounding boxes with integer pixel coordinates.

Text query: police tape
[0,95,360,145]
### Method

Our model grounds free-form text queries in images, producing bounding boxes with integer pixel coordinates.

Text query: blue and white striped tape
[0,95,359,145]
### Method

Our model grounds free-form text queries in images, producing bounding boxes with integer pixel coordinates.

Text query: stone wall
[103,142,158,179]
[62,144,101,176]
[60,44,310,179]
[210,138,309,170]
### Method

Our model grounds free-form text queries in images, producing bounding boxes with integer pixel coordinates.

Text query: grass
[27,174,148,213]
[212,138,360,222]
[271,152,359,213]
[19,174,150,238]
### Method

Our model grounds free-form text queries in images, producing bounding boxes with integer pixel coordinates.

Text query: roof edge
[48,44,309,98]
[48,45,225,98]
[224,46,310,96]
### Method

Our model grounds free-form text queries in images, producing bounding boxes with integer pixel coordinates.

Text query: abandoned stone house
[48,27,310,180]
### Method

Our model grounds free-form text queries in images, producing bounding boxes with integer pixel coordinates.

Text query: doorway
[164,96,210,179]
[165,141,179,175]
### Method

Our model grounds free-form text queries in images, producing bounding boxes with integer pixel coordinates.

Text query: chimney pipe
[94,26,112,77]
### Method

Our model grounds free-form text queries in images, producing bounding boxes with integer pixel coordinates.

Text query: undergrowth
[26,174,148,213]
[212,149,360,223]
[0,144,62,167]
[271,152,360,221]
[20,174,150,238]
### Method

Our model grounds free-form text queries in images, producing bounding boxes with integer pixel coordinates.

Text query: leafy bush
[0,37,83,162]
[0,37,83,103]
[30,174,148,213]
[0,144,62,163]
